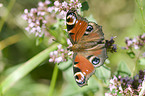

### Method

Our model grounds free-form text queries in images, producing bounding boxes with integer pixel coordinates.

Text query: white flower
[28,19,32,23]
[38,2,44,7]
[25,27,30,32]
[30,8,37,13]
[29,22,35,27]
[30,28,36,33]
[119,86,123,91]
[28,13,33,17]
[132,38,137,43]
[49,58,53,62]
[134,44,139,49]
[38,32,44,37]
[22,14,28,20]
[35,32,39,37]
[54,7,59,13]
[54,51,58,55]
[67,39,72,45]
[47,7,54,12]
[50,52,54,56]
[105,93,112,96]
[70,0,74,2]
[62,1,68,8]
[60,49,64,52]
[142,52,145,57]
[36,20,40,25]
[77,3,82,8]
[110,79,114,84]
[57,44,62,49]
[42,20,47,24]
[127,40,133,46]
[40,12,46,16]
[55,57,63,63]
[141,33,145,38]
[45,0,51,5]
[54,1,60,6]
[109,84,116,91]
[0,3,3,7]
[36,26,41,32]
[24,9,28,14]
[57,10,67,19]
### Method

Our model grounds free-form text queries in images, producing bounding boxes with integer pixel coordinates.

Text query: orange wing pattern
[73,54,95,87]
[66,10,88,44]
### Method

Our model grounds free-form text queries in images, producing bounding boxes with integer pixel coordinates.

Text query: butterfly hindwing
[73,53,95,87]
[76,22,107,67]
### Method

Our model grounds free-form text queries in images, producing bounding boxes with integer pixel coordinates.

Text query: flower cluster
[49,39,73,64]
[22,0,82,37]
[125,33,145,50]
[48,0,82,19]
[105,70,145,96]
[22,0,51,37]
[105,37,117,53]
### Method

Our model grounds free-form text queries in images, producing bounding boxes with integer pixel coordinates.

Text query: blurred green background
[0,0,144,96]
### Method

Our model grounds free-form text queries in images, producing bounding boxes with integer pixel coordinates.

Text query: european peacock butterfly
[66,10,107,87]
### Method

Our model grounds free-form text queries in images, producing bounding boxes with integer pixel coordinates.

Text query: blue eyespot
[92,57,100,65]
[86,25,93,32]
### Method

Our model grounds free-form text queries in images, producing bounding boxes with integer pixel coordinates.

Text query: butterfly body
[66,10,107,87]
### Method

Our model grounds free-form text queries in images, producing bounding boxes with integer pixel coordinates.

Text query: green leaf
[126,50,135,59]
[95,65,111,80]
[139,58,145,65]
[58,58,73,71]
[81,1,89,11]
[36,35,44,46]
[117,61,131,76]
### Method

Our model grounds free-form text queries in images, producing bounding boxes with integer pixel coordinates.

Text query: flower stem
[0,43,59,94]
[0,0,16,32]
[0,33,22,50]
[131,51,141,77]
[48,64,59,96]
[136,0,145,33]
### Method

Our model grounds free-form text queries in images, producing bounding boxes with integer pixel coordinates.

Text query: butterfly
[66,10,107,87]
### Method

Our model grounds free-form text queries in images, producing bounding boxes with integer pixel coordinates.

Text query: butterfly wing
[66,10,88,44]
[73,48,106,86]
[78,22,107,67]
[73,53,95,87]
[72,22,107,86]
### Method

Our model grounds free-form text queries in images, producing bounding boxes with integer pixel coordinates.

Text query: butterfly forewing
[66,10,88,44]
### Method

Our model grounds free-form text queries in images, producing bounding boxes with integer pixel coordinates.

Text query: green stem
[48,64,59,96]
[0,0,16,32]
[136,0,145,33]
[0,43,59,95]
[131,50,141,77]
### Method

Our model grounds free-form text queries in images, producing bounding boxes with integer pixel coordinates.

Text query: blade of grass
[0,0,16,32]
[48,63,59,96]
[136,0,145,33]
[0,33,22,50]
[0,43,59,95]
